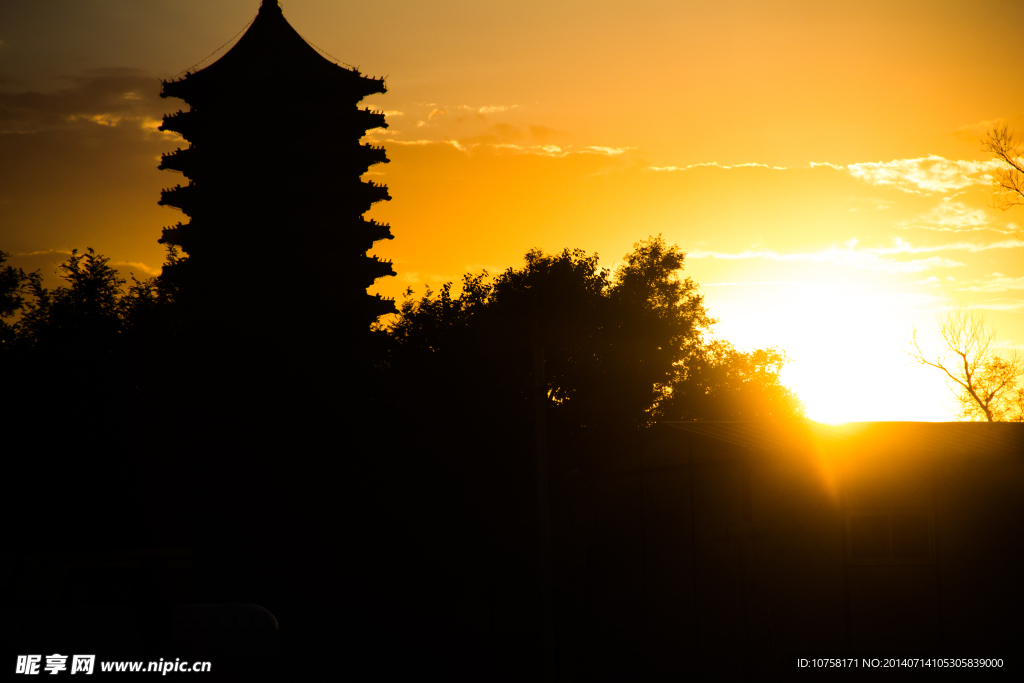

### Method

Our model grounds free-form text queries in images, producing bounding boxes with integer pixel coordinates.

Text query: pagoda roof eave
[162,1,385,100]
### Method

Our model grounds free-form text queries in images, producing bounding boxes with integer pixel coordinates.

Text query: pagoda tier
[158,143,389,187]
[159,143,388,178]
[158,0,396,329]
[159,107,387,145]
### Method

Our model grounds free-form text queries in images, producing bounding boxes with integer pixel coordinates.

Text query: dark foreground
[5,412,1023,681]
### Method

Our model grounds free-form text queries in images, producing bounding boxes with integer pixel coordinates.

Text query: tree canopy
[385,235,803,437]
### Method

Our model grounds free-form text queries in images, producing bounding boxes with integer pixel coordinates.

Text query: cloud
[952,114,1024,144]
[0,70,184,272]
[688,237,1021,274]
[895,198,1001,233]
[969,299,1024,311]
[478,105,518,114]
[3,250,162,288]
[382,139,436,145]
[12,249,74,258]
[691,249,964,274]
[427,108,445,120]
[113,260,161,276]
[868,237,1022,255]
[953,118,1006,143]
[954,275,1024,293]
[586,146,632,156]
[701,281,806,287]
[649,161,787,171]
[0,68,171,136]
[845,155,1003,194]
[376,136,616,160]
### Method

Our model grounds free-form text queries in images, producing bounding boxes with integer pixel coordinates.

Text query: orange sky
[2,0,1022,421]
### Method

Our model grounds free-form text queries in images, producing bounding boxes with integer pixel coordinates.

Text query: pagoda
[158,0,395,331]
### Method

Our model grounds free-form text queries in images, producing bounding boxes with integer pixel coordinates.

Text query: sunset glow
[2,0,1022,421]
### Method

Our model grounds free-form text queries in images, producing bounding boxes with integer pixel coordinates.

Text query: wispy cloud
[869,238,1023,255]
[701,280,807,287]
[478,104,518,114]
[689,238,1021,274]
[845,155,1002,194]
[586,146,632,156]
[8,250,161,278]
[954,275,1024,293]
[649,161,787,171]
[381,139,436,146]
[970,299,1024,311]
[691,249,963,274]
[377,137,624,160]
[895,198,997,233]
[113,260,161,276]
[0,68,167,135]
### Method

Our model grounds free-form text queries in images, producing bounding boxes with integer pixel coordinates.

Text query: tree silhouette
[16,249,125,360]
[983,124,1024,241]
[909,307,1024,422]
[0,249,37,352]
[666,341,805,420]
[387,235,801,433]
[1,248,186,412]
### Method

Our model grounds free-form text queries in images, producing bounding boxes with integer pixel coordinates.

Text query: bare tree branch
[983,124,1024,240]
[907,307,1023,422]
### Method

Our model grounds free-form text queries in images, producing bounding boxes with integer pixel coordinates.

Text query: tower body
[158,1,395,331]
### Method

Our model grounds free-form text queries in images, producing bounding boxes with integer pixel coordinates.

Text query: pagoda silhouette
[158,0,396,332]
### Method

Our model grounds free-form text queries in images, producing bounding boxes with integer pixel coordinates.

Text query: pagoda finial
[260,0,281,12]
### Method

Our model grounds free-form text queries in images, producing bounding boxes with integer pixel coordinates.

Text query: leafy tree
[2,247,188,423]
[667,341,805,421]
[386,235,802,439]
[16,248,126,361]
[0,249,38,351]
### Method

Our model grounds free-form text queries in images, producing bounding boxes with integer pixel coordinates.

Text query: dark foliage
[385,235,802,437]
[3,236,802,678]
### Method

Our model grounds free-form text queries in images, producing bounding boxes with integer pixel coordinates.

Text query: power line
[295,30,358,72]
[174,17,255,79]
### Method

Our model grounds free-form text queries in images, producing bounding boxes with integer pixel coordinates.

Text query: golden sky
[2,0,1022,421]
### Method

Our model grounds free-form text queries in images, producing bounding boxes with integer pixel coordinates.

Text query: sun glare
[705,274,956,423]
